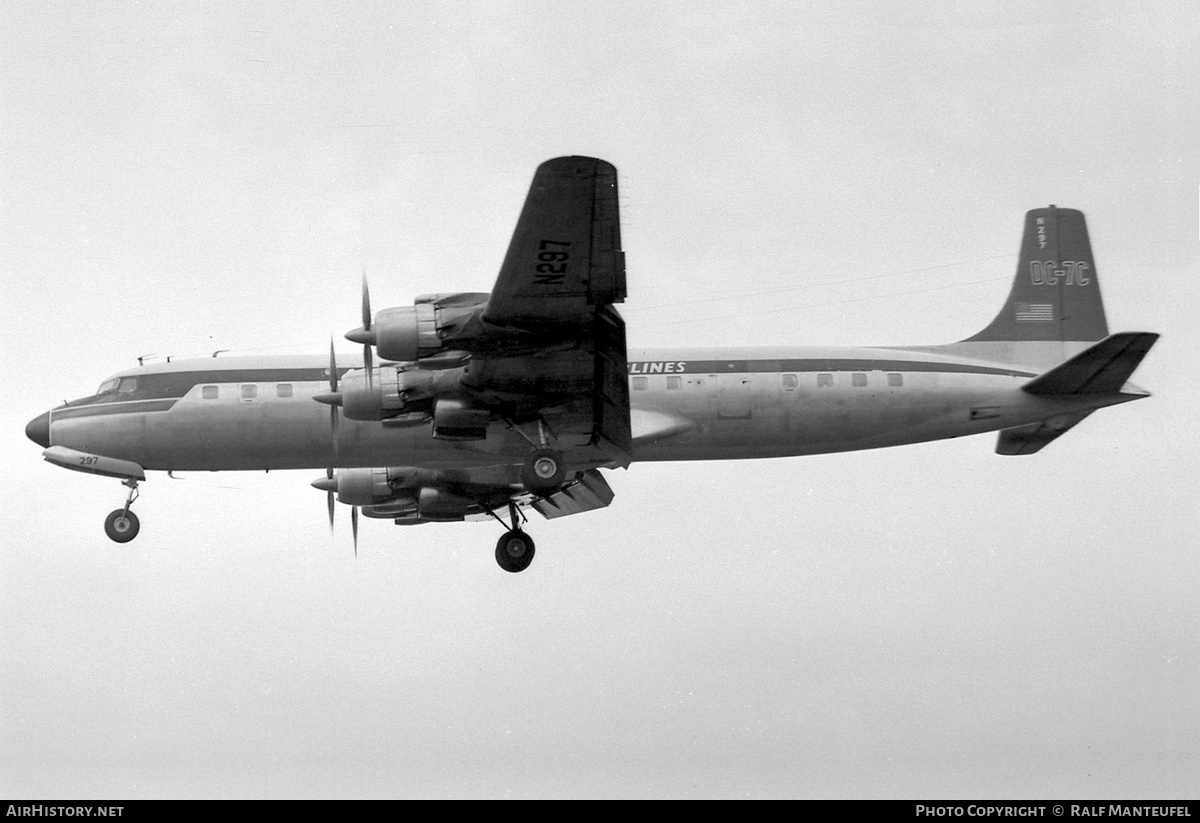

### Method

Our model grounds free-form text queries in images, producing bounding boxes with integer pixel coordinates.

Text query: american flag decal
[1015,302,1055,323]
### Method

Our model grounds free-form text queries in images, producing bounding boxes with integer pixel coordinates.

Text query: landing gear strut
[104,479,141,543]
[490,500,535,573]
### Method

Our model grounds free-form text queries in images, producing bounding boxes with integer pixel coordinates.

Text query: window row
[630,373,905,390]
[200,383,294,400]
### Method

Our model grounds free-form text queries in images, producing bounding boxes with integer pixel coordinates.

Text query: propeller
[322,468,336,530]
[344,272,375,388]
[311,468,359,557]
[325,340,341,455]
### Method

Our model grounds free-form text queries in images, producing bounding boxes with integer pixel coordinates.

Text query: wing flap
[590,304,632,466]
[531,469,615,519]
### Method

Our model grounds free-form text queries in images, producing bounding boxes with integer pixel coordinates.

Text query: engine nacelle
[417,487,473,521]
[332,467,394,506]
[372,304,441,362]
[432,398,490,440]
[358,486,473,522]
[340,366,437,421]
[365,293,490,363]
[331,466,438,506]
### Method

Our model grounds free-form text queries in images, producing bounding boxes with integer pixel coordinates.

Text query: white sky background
[1,0,1197,799]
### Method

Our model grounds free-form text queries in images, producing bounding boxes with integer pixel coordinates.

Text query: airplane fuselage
[40,344,1124,474]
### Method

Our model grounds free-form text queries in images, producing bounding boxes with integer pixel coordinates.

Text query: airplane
[24,156,1159,572]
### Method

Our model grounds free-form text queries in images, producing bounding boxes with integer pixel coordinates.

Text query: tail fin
[966,206,1109,343]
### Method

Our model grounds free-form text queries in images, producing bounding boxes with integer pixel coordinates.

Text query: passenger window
[202,385,219,400]
[852,373,868,387]
[666,376,682,390]
[887,373,903,387]
[241,384,257,399]
[632,377,648,391]
[276,383,293,398]
[118,377,138,394]
[817,373,833,388]
[781,374,798,389]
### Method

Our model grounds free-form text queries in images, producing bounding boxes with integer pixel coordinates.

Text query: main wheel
[495,530,535,573]
[520,448,565,494]
[104,509,141,543]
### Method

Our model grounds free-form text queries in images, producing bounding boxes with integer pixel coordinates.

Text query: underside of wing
[464,156,632,469]
[320,157,633,503]
[483,156,625,329]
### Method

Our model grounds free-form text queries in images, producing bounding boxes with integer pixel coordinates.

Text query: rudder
[965,206,1109,343]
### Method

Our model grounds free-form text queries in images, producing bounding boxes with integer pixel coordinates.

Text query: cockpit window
[117,377,138,394]
[97,378,119,395]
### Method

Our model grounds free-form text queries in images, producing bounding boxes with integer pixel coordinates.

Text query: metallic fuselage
[43,344,1112,474]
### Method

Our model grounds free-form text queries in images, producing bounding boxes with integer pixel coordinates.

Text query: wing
[464,157,631,468]
[483,156,625,328]
[348,465,614,523]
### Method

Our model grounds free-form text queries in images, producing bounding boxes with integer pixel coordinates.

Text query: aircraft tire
[495,530,535,573]
[521,448,565,494]
[104,509,140,543]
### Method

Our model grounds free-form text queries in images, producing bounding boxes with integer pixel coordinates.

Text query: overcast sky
[1,1,1197,799]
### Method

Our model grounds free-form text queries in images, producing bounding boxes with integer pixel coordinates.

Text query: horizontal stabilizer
[1021,332,1158,395]
[996,411,1093,455]
[531,469,615,520]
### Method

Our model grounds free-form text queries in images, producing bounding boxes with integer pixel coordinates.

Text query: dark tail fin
[966,206,1109,343]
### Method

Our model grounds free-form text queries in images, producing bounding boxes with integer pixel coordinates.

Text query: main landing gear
[504,417,566,496]
[104,479,141,543]
[490,500,535,573]
[520,447,565,494]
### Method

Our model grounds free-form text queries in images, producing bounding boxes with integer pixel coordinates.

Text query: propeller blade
[329,339,339,392]
[328,339,340,456]
[325,468,335,532]
[351,505,360,558]
[361,274,374,390]
[361,271,372,333]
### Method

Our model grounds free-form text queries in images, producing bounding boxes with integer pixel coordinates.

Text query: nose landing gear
[104,479,141,543]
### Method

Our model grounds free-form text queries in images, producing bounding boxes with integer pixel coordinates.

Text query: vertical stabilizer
[965,206,1109,344]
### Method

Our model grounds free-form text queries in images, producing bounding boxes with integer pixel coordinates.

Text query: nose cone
[25,411,50,448]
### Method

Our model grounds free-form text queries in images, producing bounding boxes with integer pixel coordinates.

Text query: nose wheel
[104,479,141,543]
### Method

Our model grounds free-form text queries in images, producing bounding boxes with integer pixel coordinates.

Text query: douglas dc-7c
[25,157,1158,572]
